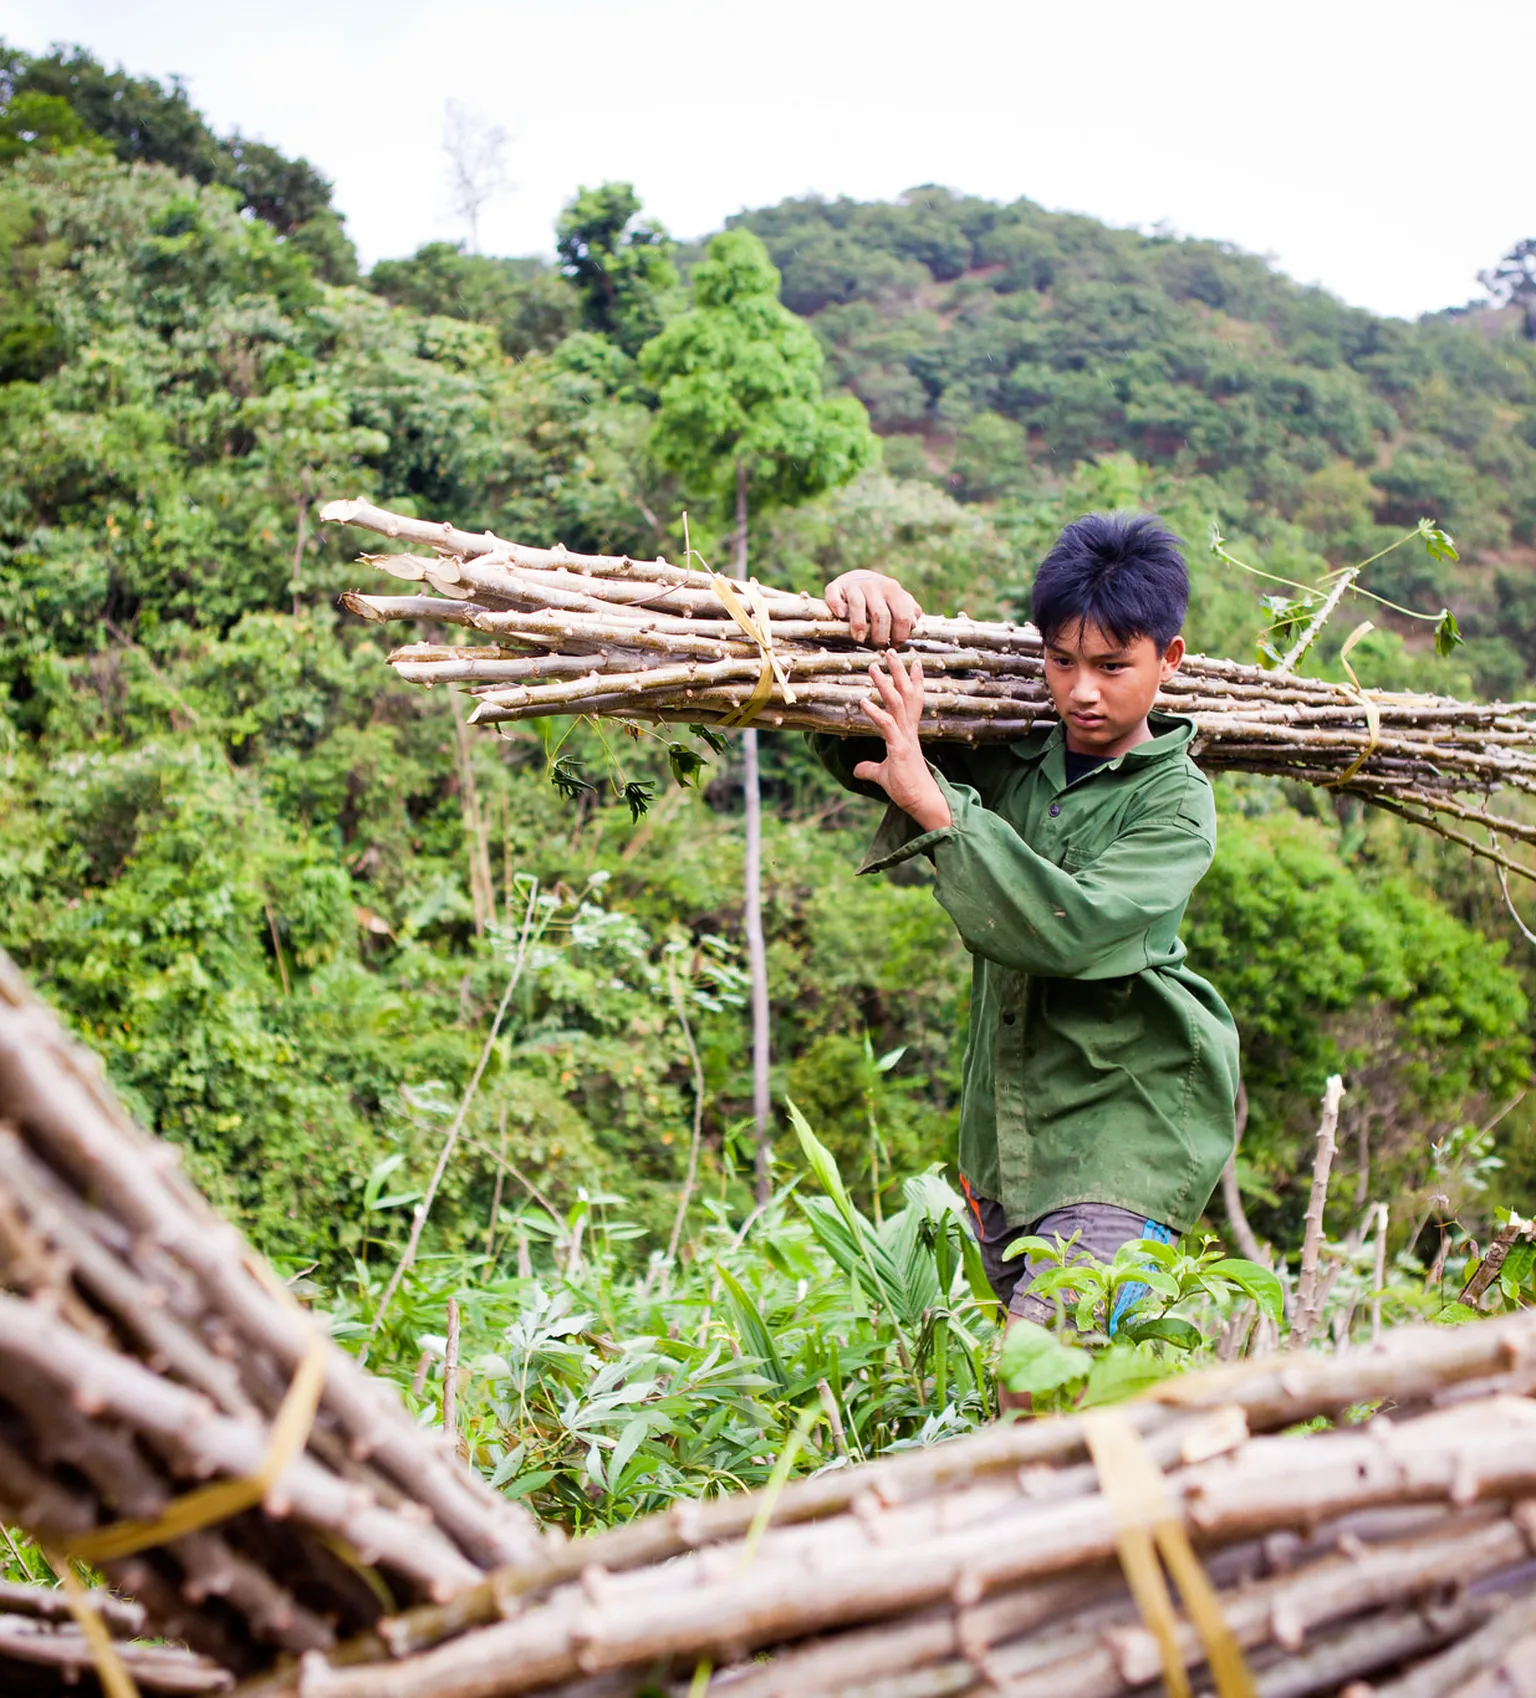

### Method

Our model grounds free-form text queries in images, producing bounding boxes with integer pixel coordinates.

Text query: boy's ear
[1161,635,1186,679]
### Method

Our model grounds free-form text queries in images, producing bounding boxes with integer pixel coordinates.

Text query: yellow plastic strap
[1325,621,1381,789]
[711,574,796,727]
[1084,1409,1256,1698]
[64,1331,328,1567]
[45,1551,141,1698]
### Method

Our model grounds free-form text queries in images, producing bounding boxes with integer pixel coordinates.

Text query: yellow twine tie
[44,1552,141,1698]
[64,1330,328,1566]
[710,574,797,727]
[1324,620,1381,789]
[1084,1408,1256,1698]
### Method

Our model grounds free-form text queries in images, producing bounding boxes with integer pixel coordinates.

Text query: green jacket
[811,714,1240,1233]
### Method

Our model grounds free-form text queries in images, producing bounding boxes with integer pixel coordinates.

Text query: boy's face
[1043,620,1184,757]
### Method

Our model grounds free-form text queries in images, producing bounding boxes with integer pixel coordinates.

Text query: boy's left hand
[854,651,953,832]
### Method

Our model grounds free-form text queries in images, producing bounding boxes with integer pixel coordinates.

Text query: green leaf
[786,1098,859,1234]
[501,1468,557,1500]
[1434,608,1463,658]
[488,1443,526,1489]
[997,1319,1092,1397]
[667,743,707,787]
[609,1414,653,1489]
[1082,1343,1178,1407]
[689,723,729,755]
[1205,1258,1284,1322]
[957,1229,1000,1323]
[550,755,597,801]
[1000,1233,1076,1265]
[362,1152,408,1210]
[716,1262,791,1390]
[622,779,655,822]
[1119,1316,1203,1351]
[1417,517,1459,563]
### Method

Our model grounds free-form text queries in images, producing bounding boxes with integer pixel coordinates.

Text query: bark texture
[322,500,1536,886]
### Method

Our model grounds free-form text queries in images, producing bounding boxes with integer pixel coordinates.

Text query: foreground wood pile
[230,1324,1536,1698]
[3,945,1536,1698]
[0,948,539,1683]
[0,1578,227,1693]
[325,499,1536,877]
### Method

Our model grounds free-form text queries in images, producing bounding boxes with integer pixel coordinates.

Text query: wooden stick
[1291,1077,1344,1348]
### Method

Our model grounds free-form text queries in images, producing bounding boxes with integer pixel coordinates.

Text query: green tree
[557,182,680,356]
[0,41,357,282]
[370,242,577,358]
[641,227,878,1198]
[1481,239,1536,341]
[0,90,111,163]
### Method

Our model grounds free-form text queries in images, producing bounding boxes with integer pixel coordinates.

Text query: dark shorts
[959,1180,1176,1332]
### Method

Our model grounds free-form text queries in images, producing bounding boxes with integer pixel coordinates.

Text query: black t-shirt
[1064,748,1113,786]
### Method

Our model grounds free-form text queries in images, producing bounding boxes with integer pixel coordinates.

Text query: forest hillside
[2,37,1535,1300]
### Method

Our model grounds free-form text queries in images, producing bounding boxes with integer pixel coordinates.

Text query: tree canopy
[557,181,681,356]
[642,228,878,520]
[1,46,1534,1279]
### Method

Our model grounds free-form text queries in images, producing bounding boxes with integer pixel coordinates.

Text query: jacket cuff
[857,768,969,874]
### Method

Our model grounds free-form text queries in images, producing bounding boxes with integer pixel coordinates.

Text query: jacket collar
[1008,711,1195,789]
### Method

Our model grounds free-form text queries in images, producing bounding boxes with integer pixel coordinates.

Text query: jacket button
[1002,1010,1016,1025]
[1048,802,1061,817]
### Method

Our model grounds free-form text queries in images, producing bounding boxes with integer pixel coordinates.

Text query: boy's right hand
[823,570,923,648]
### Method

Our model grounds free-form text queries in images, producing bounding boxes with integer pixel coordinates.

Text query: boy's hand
[854,651,953,832]
[824,570,923,647]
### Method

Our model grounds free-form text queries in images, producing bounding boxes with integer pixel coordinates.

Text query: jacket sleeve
[861,769,1214,980]
[807,733,1013,806]
[806,732,890,803]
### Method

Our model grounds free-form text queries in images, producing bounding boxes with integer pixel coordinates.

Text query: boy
[814,513,1240,1380]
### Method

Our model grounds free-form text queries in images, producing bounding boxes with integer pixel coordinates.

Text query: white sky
[3,0,1530,319]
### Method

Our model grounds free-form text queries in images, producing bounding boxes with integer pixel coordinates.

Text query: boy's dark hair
[1031,512,1188,651]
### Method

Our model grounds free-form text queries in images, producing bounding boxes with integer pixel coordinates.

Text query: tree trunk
[736,459,772,1204]
[290,468,310,620]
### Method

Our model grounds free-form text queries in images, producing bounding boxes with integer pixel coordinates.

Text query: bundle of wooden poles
[0,1577,228,1694]
[245,1314,1536,1698]
[0,948,541,1683]
[4,948,1536,1697]
[324,498,1536,879]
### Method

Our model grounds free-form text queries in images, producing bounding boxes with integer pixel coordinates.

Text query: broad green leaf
[1434,608,1463,657]
[1417,517,1459,563]
[488,1443,525,1488]
[1120,1316,1203,1351]
[609,1414,653,1488]
[1205,1258,1284,1322]
[958,1230,1000,1322]
[998,1320,1091,1396]
[666,743,707,787]
[1000,1233,1074,1265]
[1082,1344,1177,1407]
[786,1097,859,1234]
[501,1468,557,1500]
[716,1263,790,1391]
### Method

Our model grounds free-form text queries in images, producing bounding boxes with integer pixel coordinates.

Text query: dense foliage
[2,40,1535,1346]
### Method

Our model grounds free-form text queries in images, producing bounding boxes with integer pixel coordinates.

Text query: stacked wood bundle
[230,1311,1536,1698]
[0,948,542,1679]
[6,950,1536,1698]
[0,1578,228,1694]
[324,499,1536,879]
